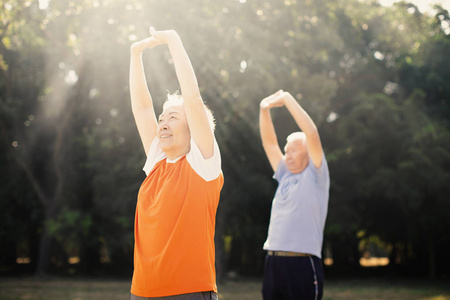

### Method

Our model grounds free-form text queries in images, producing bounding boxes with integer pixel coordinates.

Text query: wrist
[130,42,144,56]
[260,103,270,111]
[131,49,142,57]
[284,94,297,106]
[165,30,180,45]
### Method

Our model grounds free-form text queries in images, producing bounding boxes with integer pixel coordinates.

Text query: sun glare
[38,0,49,10]
[377,0,450,15]
[360,257,390,267]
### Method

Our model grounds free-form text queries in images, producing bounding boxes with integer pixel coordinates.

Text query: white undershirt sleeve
[142,137,166,176]
[142,137,222,181]
[186,138,222,182]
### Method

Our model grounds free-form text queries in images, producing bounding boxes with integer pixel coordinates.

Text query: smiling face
[157,104,191,160]
[284,133,309,174]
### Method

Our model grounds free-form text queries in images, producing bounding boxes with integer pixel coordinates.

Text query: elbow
[261,139,277,150]
[304,125,319,137]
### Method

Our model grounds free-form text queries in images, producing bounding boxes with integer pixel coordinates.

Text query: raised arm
[129,37,158,155]
[266,91,324,168]
[151,27,214,159]
[259,91,284,172]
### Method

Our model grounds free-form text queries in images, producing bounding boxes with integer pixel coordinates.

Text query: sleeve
[186,138,222,182]
[314,154,330,188]
[142,137,166,176]
[273,158,288,183]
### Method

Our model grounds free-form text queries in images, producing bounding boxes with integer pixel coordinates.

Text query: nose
[159,121,169,131]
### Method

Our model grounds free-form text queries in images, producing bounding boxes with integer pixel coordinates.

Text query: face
[284,137,309,174]
[157,104,191,159]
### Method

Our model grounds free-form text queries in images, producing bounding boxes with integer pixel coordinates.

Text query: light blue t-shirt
[263,155,330,258]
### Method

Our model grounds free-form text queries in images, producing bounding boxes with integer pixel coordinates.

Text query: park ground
[0,277,449,300]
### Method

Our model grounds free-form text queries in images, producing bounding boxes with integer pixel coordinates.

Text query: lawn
[0,277,449,300]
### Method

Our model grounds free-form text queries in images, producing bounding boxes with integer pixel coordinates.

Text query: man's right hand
[260,90,287,110]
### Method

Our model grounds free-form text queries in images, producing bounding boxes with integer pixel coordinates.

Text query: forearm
[129,46,158,154]
[284,96,318,137]
[259,108,278,147]
[129,52,153,111]
[166,33,201,101]
[259,107,283,172]
[284,94,324,167]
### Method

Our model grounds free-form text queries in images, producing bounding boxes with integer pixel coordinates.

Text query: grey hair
[163,92,216,132]
[286,131,306,143]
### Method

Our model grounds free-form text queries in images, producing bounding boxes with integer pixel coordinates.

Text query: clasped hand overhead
[131,26,177,54]
[260,90,296,110]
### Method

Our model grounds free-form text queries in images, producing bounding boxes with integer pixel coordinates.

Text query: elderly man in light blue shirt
[259,90,330,300]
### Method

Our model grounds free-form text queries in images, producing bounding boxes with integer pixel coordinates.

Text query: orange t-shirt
[131,139,223,297]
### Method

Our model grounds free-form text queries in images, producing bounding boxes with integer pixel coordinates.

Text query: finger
[263,92,279,102]
[137,37,156,50]
[273,93,286,102]
[260,101,269,109]
[269,90,281,97]
[142,37,153,43]
[269,93,283,102]
[147,37,160,48]
[142,37,153,46]
[267,93,286,105]
[150,26,156,35]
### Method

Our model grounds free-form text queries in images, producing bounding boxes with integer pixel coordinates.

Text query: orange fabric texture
[131,156,224,297]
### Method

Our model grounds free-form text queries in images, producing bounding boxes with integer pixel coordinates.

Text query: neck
[164,146,190,161]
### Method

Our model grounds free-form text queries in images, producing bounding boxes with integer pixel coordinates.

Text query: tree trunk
[428,240,436,278]
[35,227,52,277]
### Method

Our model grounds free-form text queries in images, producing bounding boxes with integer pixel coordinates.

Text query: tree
[1,0,449,279]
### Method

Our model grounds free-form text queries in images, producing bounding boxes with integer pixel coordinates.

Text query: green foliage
[0,0,449,278]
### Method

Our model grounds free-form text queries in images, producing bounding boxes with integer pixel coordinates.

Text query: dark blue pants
[262,255,324,300]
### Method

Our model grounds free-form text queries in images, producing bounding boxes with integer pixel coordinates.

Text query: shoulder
[186,138,222,182]
[142,137,166,176]
[309,154,329,186]
[273,158,289,181]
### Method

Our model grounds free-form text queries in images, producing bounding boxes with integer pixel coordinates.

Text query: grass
[0,277,449,299]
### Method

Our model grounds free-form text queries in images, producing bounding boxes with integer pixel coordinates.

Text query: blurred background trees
[1,0,449,279]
